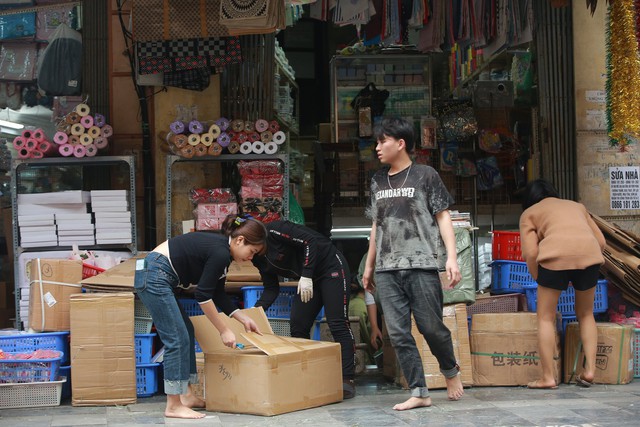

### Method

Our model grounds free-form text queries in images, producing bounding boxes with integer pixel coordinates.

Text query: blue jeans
[134,252,198,395]
[376,269,458,398]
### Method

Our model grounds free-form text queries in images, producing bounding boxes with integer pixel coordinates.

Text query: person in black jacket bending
[251,220,357,399]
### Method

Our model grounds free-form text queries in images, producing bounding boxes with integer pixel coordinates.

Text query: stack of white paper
[55,213,95,246]
[18,215,57,248]
[91,190,132,244]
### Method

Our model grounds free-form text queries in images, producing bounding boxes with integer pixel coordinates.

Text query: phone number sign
[609,166,640,210]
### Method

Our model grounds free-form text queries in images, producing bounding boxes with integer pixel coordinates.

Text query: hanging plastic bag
[37,23,82,96]
[476,156,504,190]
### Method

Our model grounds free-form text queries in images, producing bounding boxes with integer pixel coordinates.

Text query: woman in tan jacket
[519,179,606,389]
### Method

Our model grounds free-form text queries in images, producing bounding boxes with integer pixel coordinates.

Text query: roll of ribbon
[30,150,44,159]
[200,133,215,146]
[94,113,106,128]
[73,144,87,158]
[38,141,52,155]
[187,134,201,146]
[59,144,74,157]
[75,103,91,117]
[180,145,195,159]
[227,131,238,141]
[170,121,186,134]
[194,143,208,156]
[260,130,273,143]
[18,148,30,159]
[69,135,81,145]
[173,134,188,148]
[101,124,113,138]
[80,134,94,146]
[239,141,253,154]
[188,120,204,134]
[80,115,94,129]
[264,141,278,155]
[71,123,85,136]
[208,124,221,139]
[273,130,287,145]
[21,129,33,139]
[248,132,260,143]
[66,111,81,124]
[87,126,101,139]
[215,117,230,131]
[217,132,231,147]
[269,120,280,132]
[25,138,38,151]
[244,121,255,132]
[53,131,68,145]
[94,136,109,149]
[236,132,248,143]
[231,119,245,132]
[32,128,45,141]
[208,142,223,156]
[85,143,98,157]
[255,119,269,132]
[12,136,26,149]
[252,141,265,154]
[56,122,71,133]
[227,140,240,154]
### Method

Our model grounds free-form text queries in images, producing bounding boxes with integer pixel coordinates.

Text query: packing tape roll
[248,131,260,143]
[71,123,85,136]
[94,136,109,149]
[194,143,208,156]
[80,134,94,146]
[87,126,101,139]
[12,136,26,149]
[73,144,86,158]
[252,141,265,154]
[208,142,223,156]
[215,117,230,131]
[69,135,80,145]
[255,119,269,132]
[101,124,113,138]
[187,134,201,146]
[21,129,33,139]
[59,144,74,157]
[244,121,255,132]
[170,121,186,134]
[181,145,195,158]
[25,138,38,150]
[236,131,248,143]
[231,119,245,132]
[269,120,280,132]
[66,111,80,124]
[264,141,278,155]
[188,120,204,134]
[227,140,240,154]
[273,130,286,145]
[75,103,91,117]
[94,113,106,128]
[85,143,98,157]
[239,141,253,154]
[208,124,221,139]
[260,130,273,143]
[173,134,188,148]
[32,128,45,141]
[80,115,94,129]
[200,133,215,146]
[217,132,230,147]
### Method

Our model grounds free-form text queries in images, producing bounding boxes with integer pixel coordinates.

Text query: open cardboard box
[191,307,343,416]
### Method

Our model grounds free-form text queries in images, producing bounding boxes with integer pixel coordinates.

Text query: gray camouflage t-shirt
[366,163,454,271]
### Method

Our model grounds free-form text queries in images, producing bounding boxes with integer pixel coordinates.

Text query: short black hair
[522,179,559,210]
[373,117,415,152]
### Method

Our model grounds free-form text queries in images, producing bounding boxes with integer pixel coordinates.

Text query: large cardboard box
[564,322,635,385]
[471,312,561,386]
[191,307,343,416]
[29,258,83,331]
[70,292,136,406]
[382,303,473,389]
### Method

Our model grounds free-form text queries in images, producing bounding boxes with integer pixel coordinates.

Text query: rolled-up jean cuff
[189,373,198,385]
[164,379,189,395]
[411,386,430,398]
[441,364,460,379]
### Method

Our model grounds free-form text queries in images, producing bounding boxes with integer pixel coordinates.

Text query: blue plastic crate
[242,286,324,320]
[490,261,536,294]
[136,363,160,397]
[178,299,204,317]
[134,333,156,364]
[634,329,640,378]
[0,351,62,383]
[59,365,71,400]
[0,331,69,365]
[524,279,608,315]
[267,318,321,340]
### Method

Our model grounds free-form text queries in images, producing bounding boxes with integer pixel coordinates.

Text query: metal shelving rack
[165,153,290,240]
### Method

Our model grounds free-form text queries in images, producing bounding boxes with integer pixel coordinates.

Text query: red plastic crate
[82,263,105,279]
[492,231,523,261]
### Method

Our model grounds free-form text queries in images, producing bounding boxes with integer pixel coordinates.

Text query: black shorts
[537,264,601,291]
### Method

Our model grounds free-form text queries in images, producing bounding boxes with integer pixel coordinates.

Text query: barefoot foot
[527,379,558,389]
[181,393,205,409]
[445,374,464,400]
[165,404,206,419]
[392,396,432,411]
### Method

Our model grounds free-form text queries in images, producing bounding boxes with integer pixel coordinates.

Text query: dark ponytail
[221,214,268,255]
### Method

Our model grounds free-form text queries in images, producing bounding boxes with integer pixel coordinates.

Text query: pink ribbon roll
[25,138,39,151]
[38,141,56,156]
[12,136,26,150]
[53,131,68,145]
[85,143,98,157]
[32,128,46,141]
[73,144,86,158]
[21,129,33,139]
[80,115,94,129]
[30,150,44,159]
[255,119,269,132]
[18,148,30,159]
[94,136,109,149]
[59,144,74,157]
[101,124,113,138]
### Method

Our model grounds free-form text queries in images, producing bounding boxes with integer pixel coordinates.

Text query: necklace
[387,164,412,190]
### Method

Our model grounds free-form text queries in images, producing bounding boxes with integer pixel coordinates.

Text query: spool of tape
[215,117,230,131]
[248,132,260,143]
[73,144,87,158]
[170,121,186,134]
[269,120,280,132]
[69,135,81,145]
[273,130,287,145]
[101,124,113,138]
[71,123,85,136]
[80,115,94,129]
[231,119,244,132]
[208,142,223,156]
[85,143,98,157]
[32,128,45,141]
[195,143,208,156]
[260,130,273,143]
[87,126,101,139]
[173,134,188,148]
[94,113,106,128]
[244,121,255,132]
[188,120,204,134]
[94,136,109,149]
[239,141,253,154]
[59,144,74,157]
[264,141,278,155]
[180,145,195,159]
[208,124,221,139]
[75,103,91,117]
[227,140,240,154]
[187,134,201,146]
[200,133,215,146]
[255,119,269,132]
[80,134,94,146]
[66,112,81,124]
[252,141,265,154]
[217,132,231,147]
[236,132,248,143]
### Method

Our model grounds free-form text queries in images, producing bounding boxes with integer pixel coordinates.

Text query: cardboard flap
[192,307,274,353]
[241,333,304,356]
[80,255,146,288]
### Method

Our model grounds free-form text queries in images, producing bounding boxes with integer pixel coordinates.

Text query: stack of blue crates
[134,333,160,397]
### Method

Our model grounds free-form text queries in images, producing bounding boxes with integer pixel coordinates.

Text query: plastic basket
[634,329,640,378]
[178,299,204,317]
[267,318,321,341]
[0,331,69,365]
[490,261,535,294]
[59,366,70,399]
[491,231,523,261]
[0,377,65,409]
[136,363,160,397]
[466,293,520,316]
[135,333,156,364]
[82,263,105,279]
[0,351,62,383]
[243,286,324,320]
[134,317,153,334]
[524,280,608,315]
[134,298,152,318]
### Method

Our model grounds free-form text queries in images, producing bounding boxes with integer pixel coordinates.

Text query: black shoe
[343,379,356,399]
